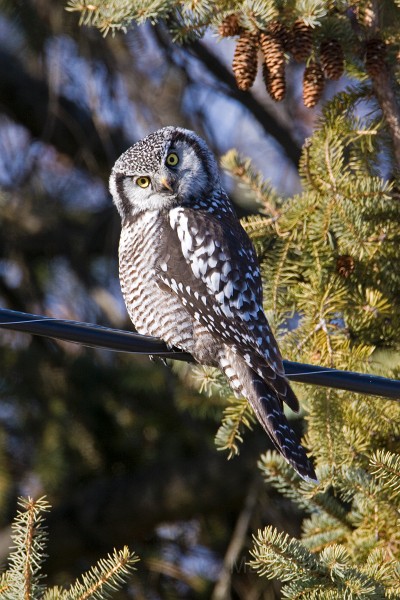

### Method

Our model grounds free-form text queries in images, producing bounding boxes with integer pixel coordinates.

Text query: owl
[109,126,317,482]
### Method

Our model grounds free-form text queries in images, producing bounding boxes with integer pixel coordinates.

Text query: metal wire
[0,307,399,400]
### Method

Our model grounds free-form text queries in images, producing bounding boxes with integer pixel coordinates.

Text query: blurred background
[0,1,343,597]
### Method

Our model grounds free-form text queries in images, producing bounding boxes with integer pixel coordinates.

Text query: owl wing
[156,206,298,411]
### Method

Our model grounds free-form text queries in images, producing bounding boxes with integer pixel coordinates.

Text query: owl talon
[149,355,168,366]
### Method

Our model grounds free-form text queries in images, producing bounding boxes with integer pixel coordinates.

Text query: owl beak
[159,176,174,193]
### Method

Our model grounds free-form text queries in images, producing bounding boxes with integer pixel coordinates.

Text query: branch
[189,41,302,167]
[211,479,259,600]
[0,308,399,400]
[0,49,128,174]
[371,68,400,170]
[348,2,400,170]
[152,26,301,168]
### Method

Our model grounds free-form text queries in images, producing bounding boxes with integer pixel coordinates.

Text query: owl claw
[149,355,168,366]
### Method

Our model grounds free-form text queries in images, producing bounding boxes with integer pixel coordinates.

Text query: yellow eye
[136,176,150,188]
[166,152,179,167]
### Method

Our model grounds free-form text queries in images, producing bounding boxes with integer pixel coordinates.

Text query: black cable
[0,307,399,400]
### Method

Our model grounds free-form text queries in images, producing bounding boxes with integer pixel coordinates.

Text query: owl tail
[219,349,317,483]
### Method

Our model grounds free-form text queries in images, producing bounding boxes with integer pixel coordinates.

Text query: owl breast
[119,212,213,358]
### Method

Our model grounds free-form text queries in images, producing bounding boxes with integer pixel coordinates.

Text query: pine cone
[320,38,344,80]
[232,31,259,91]
[263,63,286,102]
[336,255,355,278]
[303,61,324,107]
[363,6,375,28]
[260,30,285,75]
[218,14,242,37]
[268,20,291,50]
[365,38,387,78]
[290,19,313,62]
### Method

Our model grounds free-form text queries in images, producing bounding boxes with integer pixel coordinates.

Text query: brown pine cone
[320,38,345,80]
[232,31,259,91]
[262,63,286,102]
[336,255,355,278]
[268,21,291,50]
[260,30,285,75]
[363,6,375,28]
[290,19,313,62]
[303,61,324,107]
[218,14,242,37]
[365,38,388,78]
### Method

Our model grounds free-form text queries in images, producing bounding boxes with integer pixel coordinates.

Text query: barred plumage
[109,126,317,482]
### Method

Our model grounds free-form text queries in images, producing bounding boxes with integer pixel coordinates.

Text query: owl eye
[136,176,150,188]
[166,152,179,167]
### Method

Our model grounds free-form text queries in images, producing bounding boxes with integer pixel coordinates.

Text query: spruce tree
[66,1,400,595]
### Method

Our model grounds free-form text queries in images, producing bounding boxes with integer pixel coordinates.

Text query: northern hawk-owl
[110,126,316,482]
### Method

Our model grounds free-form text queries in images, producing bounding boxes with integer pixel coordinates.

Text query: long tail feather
[220,349,317,482]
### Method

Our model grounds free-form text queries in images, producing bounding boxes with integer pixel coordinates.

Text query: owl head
[109,126,221,219]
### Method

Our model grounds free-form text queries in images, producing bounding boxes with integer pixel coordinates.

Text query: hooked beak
[159,176,174,193]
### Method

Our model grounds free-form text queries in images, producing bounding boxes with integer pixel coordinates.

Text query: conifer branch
[24,501,35,600]
[301,512,350,553]
[249,525,324,583]
[2,497,138,600]
[240,215,276,239]
[0,573,10,595]
[258,452,353,531]
[369,450,400,500]
[7,496,50,600]
[304,389,348,475]
[337,466,400,539]
[301,139,327,194]
[214,396,255,457]
[221,150,281,218]
[66,547,139,600]
[362,548,400,597]
[270,234,293,314]
[251,529,389,596]
[258,451,314,510]
[42,587,69,599]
